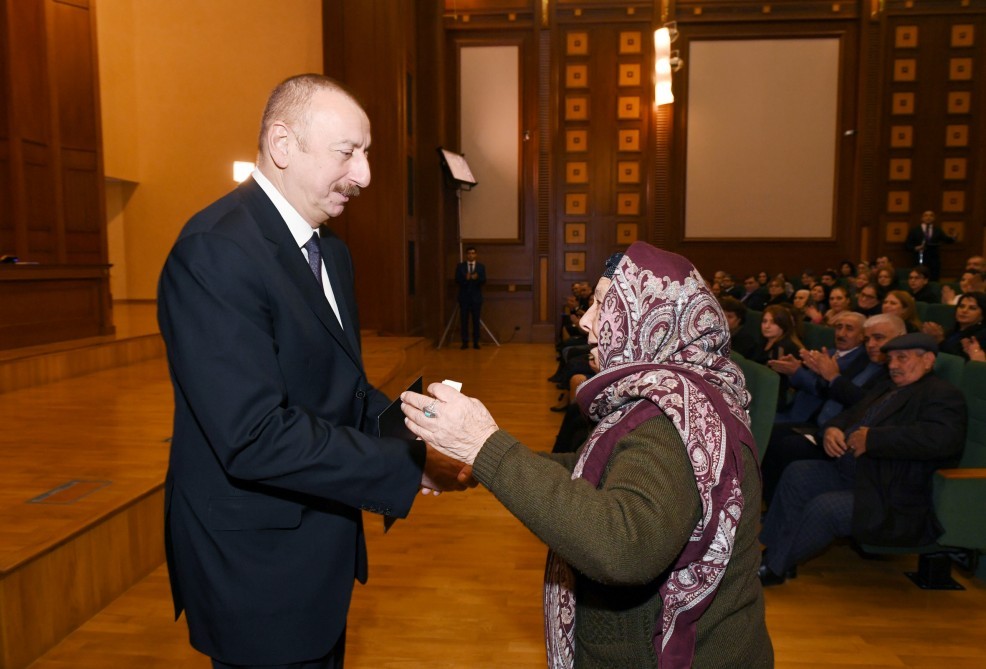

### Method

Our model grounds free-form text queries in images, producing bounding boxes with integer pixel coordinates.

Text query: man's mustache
[338,184,361,198]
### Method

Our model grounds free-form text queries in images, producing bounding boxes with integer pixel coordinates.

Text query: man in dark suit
[158,75,468,668]
[455,246,485,349]
[904,210,956,281]
[758,332,967,586]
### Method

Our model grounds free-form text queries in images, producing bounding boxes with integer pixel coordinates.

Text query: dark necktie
[468,262,474,274]
[303,232,323,288]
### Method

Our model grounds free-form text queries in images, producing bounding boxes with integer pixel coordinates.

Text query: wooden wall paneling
[0,0,11,256]
[0,268,108,349]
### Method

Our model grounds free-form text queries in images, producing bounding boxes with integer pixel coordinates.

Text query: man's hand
[823,427,849,458]
[767,353,801,376]
[420,444,477,495]
[802,348,840,382]
[847,427,868,457]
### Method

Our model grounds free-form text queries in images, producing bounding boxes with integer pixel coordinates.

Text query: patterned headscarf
[543,242,755,668]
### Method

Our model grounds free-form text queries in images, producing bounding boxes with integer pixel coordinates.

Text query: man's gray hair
[864,313,907,336]
[257,74,361,154]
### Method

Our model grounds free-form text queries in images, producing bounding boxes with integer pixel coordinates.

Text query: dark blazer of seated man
[758,332,967,586]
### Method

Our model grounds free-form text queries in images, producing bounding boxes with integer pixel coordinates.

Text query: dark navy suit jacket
[157,177,425,664]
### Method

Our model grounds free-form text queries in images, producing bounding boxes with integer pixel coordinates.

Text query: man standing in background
[905,210,955,281]
[456,246,486,349]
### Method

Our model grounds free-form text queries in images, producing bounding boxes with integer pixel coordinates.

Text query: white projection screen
[459,45,520,241]
[684,38,840,239]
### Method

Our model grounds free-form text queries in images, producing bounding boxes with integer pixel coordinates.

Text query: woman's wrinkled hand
[401,383,499,466]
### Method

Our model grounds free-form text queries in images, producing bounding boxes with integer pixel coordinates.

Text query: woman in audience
[823,286,851,324]
[401,243,774,668]
[755,305,804,411]
[853,283,883,317]
[923,291,986,360]
[882,290,922,332]
[875,267,898,299]
[810,283,830,314]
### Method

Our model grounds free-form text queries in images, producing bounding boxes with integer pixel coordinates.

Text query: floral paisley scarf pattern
[543,242,755,668]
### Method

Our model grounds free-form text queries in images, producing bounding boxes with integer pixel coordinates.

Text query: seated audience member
[874,266,898,299]
[967,255,984,272]
[883,290,922,332]
[923,291,986,360]
[760,314,904,504]
[810,283,830,314]
[941,269,984,305]
[853,283,882,317]
[776,272,795,297]
[768,311,868,425]
[906,265,939,304]
[754,305,804,411]
[850,271,871,299]
[823,286,851,324]
[800,269,817,289]
[720,296,760,359]
[764,278,790,307]
[757,270,770,287]
[758,332,967,586]
[720,272,743,299]
[838,260,855,284]
[874,256,893,273]
[559,294,584,341]
[820,270,839,290]
[739,274,769,310]
[792,289,824,324]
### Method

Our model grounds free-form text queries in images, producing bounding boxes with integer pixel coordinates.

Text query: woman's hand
[962,337,985,362]
[401,383,499,466]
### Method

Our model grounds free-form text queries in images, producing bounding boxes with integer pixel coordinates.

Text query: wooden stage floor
[3,306,986,668]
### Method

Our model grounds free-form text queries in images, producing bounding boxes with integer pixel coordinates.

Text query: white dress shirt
[252,169,343,328]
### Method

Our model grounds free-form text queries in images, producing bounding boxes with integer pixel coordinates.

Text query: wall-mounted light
[233,161,255,183]
[654,27,674,105]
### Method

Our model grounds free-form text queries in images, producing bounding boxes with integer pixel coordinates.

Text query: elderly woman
[402,243,772,668]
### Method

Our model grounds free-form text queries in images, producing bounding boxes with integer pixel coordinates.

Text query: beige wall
[95,0,323,299]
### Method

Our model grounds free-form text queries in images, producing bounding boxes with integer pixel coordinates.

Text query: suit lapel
[239,179,363,370]
[319,231,362,356]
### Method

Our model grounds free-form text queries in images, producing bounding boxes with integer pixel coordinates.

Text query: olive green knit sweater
[471,414,773,668]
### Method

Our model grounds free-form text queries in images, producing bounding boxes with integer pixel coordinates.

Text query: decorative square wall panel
[567,32,589,56]
[942,191,965,212]
[949,58,973,81]
[616,223,638,244]
[565,193,587,215]
[886,222,908,243]
[617,96,640,119]
[893,59,917,82]
[890,125,913,147]
[617,161,640,184]
[566,129,588,153]
[947,92,971,114]
[895,26,918,48]
[619,31,642,54]
[945,125,968,146]
[951,24,974,47]
[565,96,589,120]
[566,64,588,88]
[564,222,586,244]
[887,191,910,213]
[619,64,641,87]
[618,129,640,152]
[889,158,911,181]
[944,158,967,180]
[564,251,586,273]
[891,92,915,115]
[617,192,640,215]
[566,162,589,183]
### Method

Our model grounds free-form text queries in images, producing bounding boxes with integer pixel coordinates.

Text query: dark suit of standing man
[455,246,485,349]
[158,75,466,669]
[904,210,956,281]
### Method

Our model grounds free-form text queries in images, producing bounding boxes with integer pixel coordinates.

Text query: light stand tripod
[436,187,500,349]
